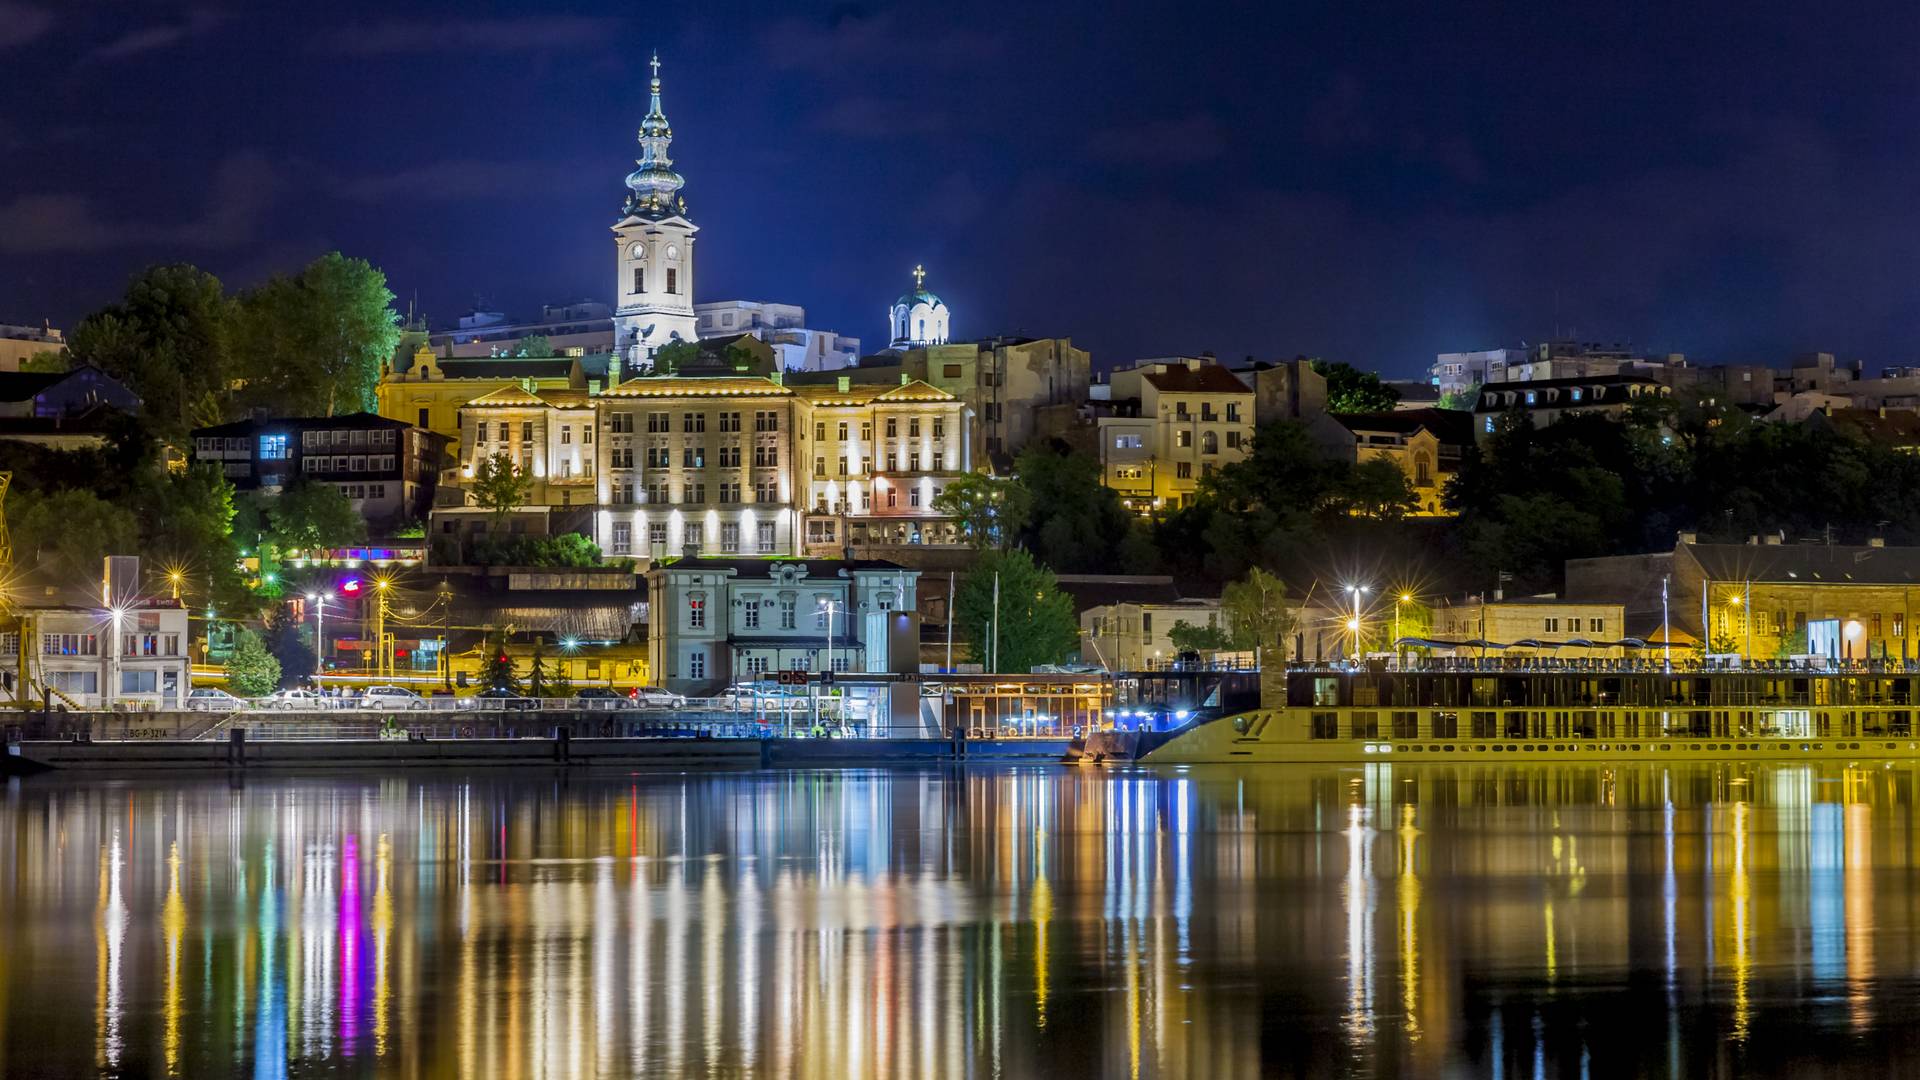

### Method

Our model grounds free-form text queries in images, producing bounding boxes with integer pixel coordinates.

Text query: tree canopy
[226,628,282,697]
[930,470,1031,550]
[470,453,531,519]
[953,549,1080,673]
[69,264,234,442]
[233,252,401,416]
[1311,359,1402,413]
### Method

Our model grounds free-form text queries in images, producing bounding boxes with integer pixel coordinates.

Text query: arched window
[1415,453,1432,486]
[1201,431,1219,454]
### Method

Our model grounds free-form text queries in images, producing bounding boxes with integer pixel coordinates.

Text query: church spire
[624,52,687,218]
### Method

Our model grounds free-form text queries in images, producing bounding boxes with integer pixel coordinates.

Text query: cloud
[335,159,602,202]
[0,2,52,49]
[84,9,225,63]
[0,152,275,254]
[1085,112,1229,164]
[757,8,1001,73]
[317,16,619,56]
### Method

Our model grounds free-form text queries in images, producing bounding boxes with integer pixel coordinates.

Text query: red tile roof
[1142,365,1251,395]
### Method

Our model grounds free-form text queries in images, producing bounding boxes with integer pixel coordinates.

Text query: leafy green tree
[931,470,1031,550]
[1221,567,1299,702]
[527,642,551,697]
[20,349,67,373]
[226,628,282,697]
[469,532,602,567]
[652,340,699,374]
[1167,619,1232,653]
[515,334,553,357]
[1436,382,1481,411]
[69,264,235,441]
[482,630,520,692]
[1338,457,1417,520]
[9,488,140,584]
[232,252,401,415]
[954,549,1079,672]
[470,452,531,521]
[263,481,366,553]
[1310,359,1401,413]
[263,603,315,686]
[1015,444,1139,572]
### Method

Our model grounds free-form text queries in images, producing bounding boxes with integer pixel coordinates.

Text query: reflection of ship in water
[4,763,1920,1075]
[1144,663,1920,764]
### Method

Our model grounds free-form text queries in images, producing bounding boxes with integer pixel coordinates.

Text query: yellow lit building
[376,345,609,460]
[1308,408,1474,517]
[1096,358,1255,513]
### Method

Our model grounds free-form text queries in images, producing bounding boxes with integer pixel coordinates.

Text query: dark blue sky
[4,1,1920,378]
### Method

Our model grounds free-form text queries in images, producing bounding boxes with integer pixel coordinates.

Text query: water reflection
[7,763,1920,1074]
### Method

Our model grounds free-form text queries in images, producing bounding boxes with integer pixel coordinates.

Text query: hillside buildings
[191,414,451,528]
[0,322,63,372]
[1096,358,1254,512]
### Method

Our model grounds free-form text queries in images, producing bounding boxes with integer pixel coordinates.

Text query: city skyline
[8,2,1920,376]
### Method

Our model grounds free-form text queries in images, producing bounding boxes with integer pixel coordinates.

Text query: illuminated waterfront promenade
[0,763,1916,1075]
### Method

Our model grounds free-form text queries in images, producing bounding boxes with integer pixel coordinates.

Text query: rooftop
[1141,366,1251,395]
[1683,541,1920,585]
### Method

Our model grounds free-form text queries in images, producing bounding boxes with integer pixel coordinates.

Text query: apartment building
[1096,359,1255,512]
[190,413,450,527]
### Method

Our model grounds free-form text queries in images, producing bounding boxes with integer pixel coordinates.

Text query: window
[259,434,289,460]
[909,418,921,438]
[932,451,944,471]
[1175,462,1193,479]
[648,412,671,433]
[933,418,945,439]
[943,364,963,378]
[721,523,740,552]
[1544,617,1560,633]
[477,422,489,443]
[816,602,830,630]
[1351,712,1379,739]
[815,457,827,477]
[719,482,740,503]
[860,422,873,441]
[1175,430,1192,449]
[758,522,776,553]
[837,422,849,440]
[683,413,705,433]
[909,488,921,507]
[611,448,634,468]
[780,597,796,629]
[649,522,667,548]
[688,483,705,503]
[908,452,921,471]
[754,480,776,503]
[718,411,741,432]
[688,594,707,629]
[886,489,898,508]
[522,421,533,442]
[683,447,705,468]
[688,649,704,678]
[632,267,645,293]
[815,422,826,441]
[614,482,635,503]
[1201,432,1218,455]
[744,597,761,629]
[1589,617,1604,634]
[1310,713,1338,739]
[1226,404,1241,423]
[1898,615,1907,639]
[885,418,898,438]
[754,444,779,467]
[755,411,779,432]
[611,412,634,433]
[47,670,97,695]
[1392,712,1418,739]
[612,522,631,554]
[666,268,678,294]
[743,655,768,675]
[43,633,98,656]
[1114,434,1143,450]
[684,522,703,548]
[561,426,572,445]
[418,407,430,427]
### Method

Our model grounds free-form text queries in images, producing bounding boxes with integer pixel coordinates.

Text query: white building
[612,55,699,370]
[695,300,860,371]
[645,557,920,694]
[889,265,951,349]
[8,557,191,709]
[1081,598,1225,669]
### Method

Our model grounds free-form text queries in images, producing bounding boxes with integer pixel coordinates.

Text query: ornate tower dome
[623,54,685,218]
[611,53,699,373]
[889,264,951,349]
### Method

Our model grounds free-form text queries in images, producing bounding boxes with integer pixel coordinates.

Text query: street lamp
[306,592,332,680]
[1395,592,1413,669]
[817,597,852,732]
[1346,585,1370,664]
[167,570,184,602]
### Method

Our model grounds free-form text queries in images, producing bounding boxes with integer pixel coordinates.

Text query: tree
[652,340,699,374]
[227,628,282,697]
[263,481,366,553]
[1436,381,1481,412]
[1016,444,1139,572]
[527,641,551,697]
[931,470,1031,550]
[1221,567,1299,704]
[1338,457,1418,520]
[232,252,401,416]
[9,488,139,584]
[470,452,531,521]
[482,630,520,692]
[1168,619,1232,653]
[69,264,235,441]
[953,549,1079,673]
[1310,359,1401,414]
[470,532,602,567]
[262,604,315,687]
[20,349,67,373]
[515,334,553,357]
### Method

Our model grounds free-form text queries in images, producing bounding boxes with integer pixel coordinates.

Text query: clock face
[628,242,646,259]
[665,244,680,260]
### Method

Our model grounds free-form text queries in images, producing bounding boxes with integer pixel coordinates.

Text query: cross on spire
[913,264,926,290]
[650,52,660,87]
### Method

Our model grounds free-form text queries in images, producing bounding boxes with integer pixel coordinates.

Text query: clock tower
[612,54,698,376]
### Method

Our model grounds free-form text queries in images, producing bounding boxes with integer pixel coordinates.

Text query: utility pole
[1662,575,1672,671]
[439,579,453,691]
[945,571,954,672]
[991,571,1000,673]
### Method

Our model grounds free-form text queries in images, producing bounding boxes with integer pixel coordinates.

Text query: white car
[716,685,805,713]
[186,688,247,712]
[631,686,687,709]
[359,685,427,710]
[257,689,329,711]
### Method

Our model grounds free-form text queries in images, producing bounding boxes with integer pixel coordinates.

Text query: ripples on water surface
[4,763,1920,1076]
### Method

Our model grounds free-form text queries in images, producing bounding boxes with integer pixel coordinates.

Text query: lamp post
[306,592,332,681]
[167,570,184,603]
[1346,585,1370,665]
[1395,592,1412,669]
[818,597,850,730]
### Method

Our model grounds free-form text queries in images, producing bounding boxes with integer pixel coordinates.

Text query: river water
[2,762,1918,1077]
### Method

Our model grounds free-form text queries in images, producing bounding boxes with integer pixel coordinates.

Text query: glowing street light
[305,592,333,675]
[1346,584,1370,663]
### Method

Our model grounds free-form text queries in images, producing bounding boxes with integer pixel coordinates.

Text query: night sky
[5,1,1920,377]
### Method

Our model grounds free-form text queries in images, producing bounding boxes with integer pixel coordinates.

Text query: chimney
[837,375,851,393]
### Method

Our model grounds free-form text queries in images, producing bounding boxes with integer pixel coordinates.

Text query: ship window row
[1293,672,1920,709]
[1304,708,1905,740]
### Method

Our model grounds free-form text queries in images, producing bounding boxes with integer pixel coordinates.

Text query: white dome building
[889,265,950,349]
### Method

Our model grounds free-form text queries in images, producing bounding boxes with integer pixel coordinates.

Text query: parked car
[468,687,539,711]
[631,686,687,709]
[575,686,636,709]
[715,684,805,713]
[257,688,329,711]
[185,688,247,712]
[359,685,427,710]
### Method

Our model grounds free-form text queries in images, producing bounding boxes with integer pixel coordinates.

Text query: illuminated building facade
[612,54,699,370]
[1096,358,1254,512]
[1308,407,1473,517]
